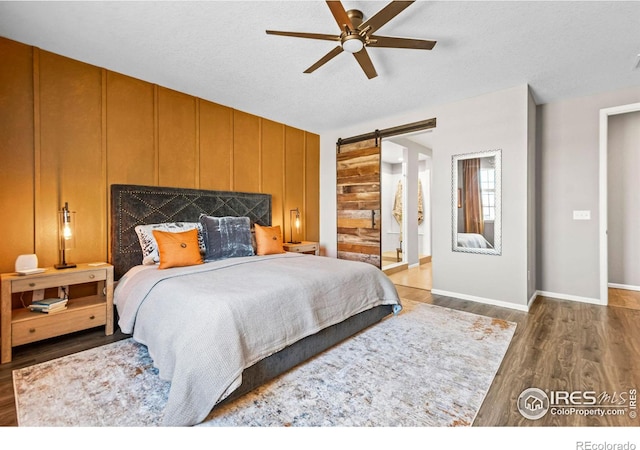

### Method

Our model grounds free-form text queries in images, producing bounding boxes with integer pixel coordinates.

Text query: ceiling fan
[266,1,436,80]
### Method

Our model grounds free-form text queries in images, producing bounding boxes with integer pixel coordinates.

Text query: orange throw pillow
[254,224,285,256]
[152,228,203,269]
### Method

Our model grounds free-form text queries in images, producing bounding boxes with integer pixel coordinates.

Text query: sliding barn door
[337,139,381,268]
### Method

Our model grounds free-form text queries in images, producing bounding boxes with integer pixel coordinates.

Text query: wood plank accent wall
[0,37,320,274]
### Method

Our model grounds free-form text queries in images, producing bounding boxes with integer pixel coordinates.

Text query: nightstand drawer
[282,241,320,255]
[12,304,106,346]
[11,269,107,293]
[289,243,318,253]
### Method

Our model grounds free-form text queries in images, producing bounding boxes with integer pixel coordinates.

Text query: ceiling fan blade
[353,48,378,79]
[368,35,436,50]
[304,45,344,74]
[326,1,354,31]
[266,30,340,42]
[359,1,414,34]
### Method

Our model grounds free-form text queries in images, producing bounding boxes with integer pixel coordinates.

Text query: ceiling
[1,1,638,134]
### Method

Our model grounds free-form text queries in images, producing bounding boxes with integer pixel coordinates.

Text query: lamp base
[54,262,76,270]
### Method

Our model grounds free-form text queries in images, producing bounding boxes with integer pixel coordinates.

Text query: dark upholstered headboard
[110,184,271,280]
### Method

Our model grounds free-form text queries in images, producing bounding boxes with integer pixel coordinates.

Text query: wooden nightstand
[283,241,320,255]
[1,263,114,364]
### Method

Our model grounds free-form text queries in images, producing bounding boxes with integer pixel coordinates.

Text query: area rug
[13,300,516,427]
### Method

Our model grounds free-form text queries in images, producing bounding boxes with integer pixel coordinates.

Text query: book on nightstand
[29,298,68,313]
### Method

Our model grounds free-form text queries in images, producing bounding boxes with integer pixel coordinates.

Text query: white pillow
[134,222,206,265]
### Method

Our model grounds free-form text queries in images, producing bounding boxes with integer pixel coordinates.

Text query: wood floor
[608,287,640,311]
[398,285,640,426]
[386,262,432,291]
[0,269,639,427]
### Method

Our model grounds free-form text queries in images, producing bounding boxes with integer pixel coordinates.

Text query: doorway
[380,140,406,269]
[381,130,433,290]
[599,102,640,309]
[335,117,436,272]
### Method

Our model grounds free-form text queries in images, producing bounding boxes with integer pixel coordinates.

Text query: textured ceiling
[1,1,638,134]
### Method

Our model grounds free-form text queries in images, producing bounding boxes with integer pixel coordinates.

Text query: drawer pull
[89,274,95,279]
[29,283,36,287]
[90,315,95,320]
[29,328,36,333]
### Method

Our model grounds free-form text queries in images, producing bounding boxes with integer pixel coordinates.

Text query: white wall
[537,85,640,301]
[320,84,532,310]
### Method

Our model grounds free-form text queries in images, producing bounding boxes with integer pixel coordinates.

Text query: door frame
[598,101,640,305]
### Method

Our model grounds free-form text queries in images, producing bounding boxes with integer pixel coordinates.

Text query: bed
[457,232,493,249]
[110,184,401,426]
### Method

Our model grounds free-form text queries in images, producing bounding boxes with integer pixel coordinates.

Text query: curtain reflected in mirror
[452,149,501,255]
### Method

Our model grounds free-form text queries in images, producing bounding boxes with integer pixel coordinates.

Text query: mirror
[452,149,502,255]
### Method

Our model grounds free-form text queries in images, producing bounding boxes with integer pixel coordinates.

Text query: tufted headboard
[110,184,271,280]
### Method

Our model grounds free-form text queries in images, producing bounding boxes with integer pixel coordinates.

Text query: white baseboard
[535,290,604,306]
[430,289,529,312]
[608,283,640,292]
[528,291,538,308]
[430,289,606,311]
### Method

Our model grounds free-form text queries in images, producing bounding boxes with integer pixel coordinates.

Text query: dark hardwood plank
[394,285,640,426]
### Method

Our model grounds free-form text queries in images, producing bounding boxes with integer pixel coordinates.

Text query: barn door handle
[371,210,376,229]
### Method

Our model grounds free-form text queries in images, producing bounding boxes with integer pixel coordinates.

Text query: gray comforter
[114,253,401,426]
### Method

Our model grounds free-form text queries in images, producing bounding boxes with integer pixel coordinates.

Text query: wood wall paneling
[233,110,260,193]
[285,126,305,243]
[199,101,233,190]
[304,132,320,242]
[157,87,197,188]
[37,51,105,268]
[105,72,156,263]
[260,119,285,229]
[106,71,156,187]
[0,37,320,276]
[0,39,35,273]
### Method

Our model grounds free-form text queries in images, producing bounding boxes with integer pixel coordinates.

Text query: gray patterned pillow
[199,215,254,261]
[135,222,206,265]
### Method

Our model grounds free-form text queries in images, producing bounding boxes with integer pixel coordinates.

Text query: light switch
[573,210,591,220]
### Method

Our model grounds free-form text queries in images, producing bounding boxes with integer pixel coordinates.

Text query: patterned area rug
[13,300,516,427]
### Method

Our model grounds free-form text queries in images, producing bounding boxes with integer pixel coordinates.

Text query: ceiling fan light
[342,36,364,53]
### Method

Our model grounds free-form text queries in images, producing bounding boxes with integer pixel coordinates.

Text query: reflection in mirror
[452,149,501,255]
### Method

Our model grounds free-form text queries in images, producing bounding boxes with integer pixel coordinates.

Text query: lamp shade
[342,35,364,53]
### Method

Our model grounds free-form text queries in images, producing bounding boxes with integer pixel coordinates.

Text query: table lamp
[55,202,77,269]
